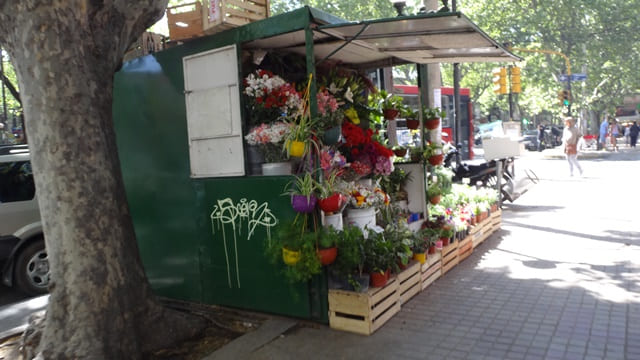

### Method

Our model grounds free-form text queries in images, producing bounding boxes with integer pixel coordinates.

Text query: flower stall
[112,6,518,325]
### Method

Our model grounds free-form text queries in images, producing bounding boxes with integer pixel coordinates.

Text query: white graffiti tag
[211,198,277,288]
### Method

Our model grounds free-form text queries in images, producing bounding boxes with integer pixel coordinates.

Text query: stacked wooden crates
[166,0,269,41]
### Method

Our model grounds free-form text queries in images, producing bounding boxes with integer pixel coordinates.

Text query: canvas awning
[243,10,521,69]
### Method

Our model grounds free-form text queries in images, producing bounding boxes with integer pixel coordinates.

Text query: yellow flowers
[344,107,360,124]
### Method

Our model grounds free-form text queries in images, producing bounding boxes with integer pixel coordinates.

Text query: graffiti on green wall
[210,198,278,288]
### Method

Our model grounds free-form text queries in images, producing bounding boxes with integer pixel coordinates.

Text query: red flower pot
[317,247,338,266]
[383,109,399,120]
[393,148,408,157]
[441,237,450,246]
[428,244,436,254]
[318,193,346,214]
[291,194,317,213]
[406,118,420,129]
[425,118,440,130]
[428,154,444,166]
[429,195,441,205]
[370,269,390,287]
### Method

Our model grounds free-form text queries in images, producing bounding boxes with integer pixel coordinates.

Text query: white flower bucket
[261,162,291,176]
[323,213,343,231]
[345,207,376,233]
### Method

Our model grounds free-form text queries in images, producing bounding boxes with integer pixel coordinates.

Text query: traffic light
[511,66,521,93]
[492,67,507,95]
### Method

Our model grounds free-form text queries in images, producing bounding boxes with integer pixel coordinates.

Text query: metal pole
[508,66,513,121]
[453,63,461,162]
[496,160,503,208]
[567,77,572,115]
[0,48,6,123]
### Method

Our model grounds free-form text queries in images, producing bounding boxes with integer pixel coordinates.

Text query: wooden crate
[457,235,473,263]
[167,2,205,41]
[329,276,400,335]
[123,32,165,61]
[203,0,269,35]
[420,251,441,290]
[398,261,421,305]
[440,241,459,275]
[491,209,502,232]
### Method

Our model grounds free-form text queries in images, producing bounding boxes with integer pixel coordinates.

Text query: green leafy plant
[423,142,443,158]
[265,218,322,284]
[401,106,418,119]
[409,146,424,162]
[378,167,412,202]
[363,231,396,274]
[282,172,318,201]
[314,170,344,199]
[331,225,366,289]
[384,225,413,269]
[427,182,443,199]
[422,106,446,120]
[319,227,340,249]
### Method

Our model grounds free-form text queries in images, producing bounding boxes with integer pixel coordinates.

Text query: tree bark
[0,1,204,358]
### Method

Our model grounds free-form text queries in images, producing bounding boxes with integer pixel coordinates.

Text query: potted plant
[409,146,423,163]
[372,89,404,120]
[317,227,339,266]
[392,145,408,158]
[265,219,322,283]
[427,182,443,205]
[411,232,430,264]
[282,172,318,213]
[384,225,413,270]
[402,107,420,130]
[315,171,347,215]
[363,231,396,287]
[284,74,319,158]
[315,89,344,145]
[422,106,446,130]
[330,225,368,292]
[423,142,444,166]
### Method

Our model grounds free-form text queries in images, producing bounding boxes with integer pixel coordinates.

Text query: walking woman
[610,120,619,151]
[562,117,583,177]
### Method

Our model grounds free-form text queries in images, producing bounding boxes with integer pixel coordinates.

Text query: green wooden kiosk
[112,6,517,323]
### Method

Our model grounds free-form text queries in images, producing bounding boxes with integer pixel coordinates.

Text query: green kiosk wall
[112,7,333,321]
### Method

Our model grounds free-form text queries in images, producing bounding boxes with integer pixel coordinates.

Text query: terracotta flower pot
[383,109,399,120]
[318,193,346,213]
[428,244,436,254]
[317,247,338,266]
[429,195,441,205]
[428,154,444,166]
[393,148,408,157]
[282,247,301,266]
[425,118,440,130]
[291,194,317,213]
[406,118,419,129]
[370,269,390,287]
[441,237,450,246]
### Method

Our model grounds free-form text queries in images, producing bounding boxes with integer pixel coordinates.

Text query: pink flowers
[244,121,292,145]
[316,89,339,116]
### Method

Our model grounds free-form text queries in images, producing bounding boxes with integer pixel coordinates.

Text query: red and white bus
[394,85,475,160]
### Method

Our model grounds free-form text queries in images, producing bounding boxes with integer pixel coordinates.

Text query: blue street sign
[558,73,587,82]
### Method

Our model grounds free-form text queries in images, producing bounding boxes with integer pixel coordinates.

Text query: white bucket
[345,207,376,233]
[261,162,291,176]
[323,213,344,231]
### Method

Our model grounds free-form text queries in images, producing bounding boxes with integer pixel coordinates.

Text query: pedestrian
[624,125,631,146]
[630,121,640,148]
[599,117,608,150]
[562,117,583,177]
[609,120,619,152]
[0,123,13,145]
[537,124,545,151]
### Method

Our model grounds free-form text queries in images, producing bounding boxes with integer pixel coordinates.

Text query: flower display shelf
[440,241,459,275]
[420,251,441,291]
[457,235,473,263]
[328,276,400,335]
[398,261,421,305]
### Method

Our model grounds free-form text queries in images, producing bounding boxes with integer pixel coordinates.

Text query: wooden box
[457,235,473,263]
[490,209,502,231]
[398,261,421,305]
[328,276,400,335]
[420,251,441,290]
[440,241,459,275]
[123,32,165,61]
[167,2,205,41]
[202,0,269,35]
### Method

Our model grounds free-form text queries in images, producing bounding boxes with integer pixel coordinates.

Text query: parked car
[0,144,49,295]
[522,129,539,151]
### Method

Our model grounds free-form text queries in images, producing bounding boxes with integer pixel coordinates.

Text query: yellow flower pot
[282,247,301,266]
[413,252,426,264]
[287,140,306,157]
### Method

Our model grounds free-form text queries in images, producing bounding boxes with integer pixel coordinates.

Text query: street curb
[0,324,27,343]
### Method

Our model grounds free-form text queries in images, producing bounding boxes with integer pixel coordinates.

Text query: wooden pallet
[491,209,502,231]
[203,0,269,35]
[440,241,459,275]
[398,261,421,305]
[167,2,205,41]
[457,235,473,263]
[328,276,400,335]
[420,251,441,290]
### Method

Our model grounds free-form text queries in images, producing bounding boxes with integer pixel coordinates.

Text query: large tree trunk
[0,1,203,358]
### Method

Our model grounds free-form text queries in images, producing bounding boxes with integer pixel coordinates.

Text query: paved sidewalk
[208,150,640,360]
